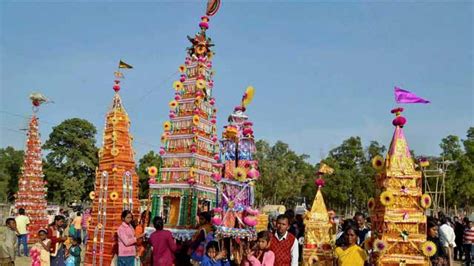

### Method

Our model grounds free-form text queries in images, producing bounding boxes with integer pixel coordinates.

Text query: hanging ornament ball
[392,116,407,127]
[315,178,325,187]
[113,83,121,92]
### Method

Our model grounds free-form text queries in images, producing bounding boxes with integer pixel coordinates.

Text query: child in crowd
[243,231,275,266]
[34,229,51,266]
[65,237,81,266]
[201,241,230,266]
[0,218,17,265]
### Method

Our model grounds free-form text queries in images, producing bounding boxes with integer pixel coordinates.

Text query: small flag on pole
[118,60,133,69]
[394,86,430,104]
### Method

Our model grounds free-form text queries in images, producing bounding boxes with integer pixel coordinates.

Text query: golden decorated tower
[369,108,431,266]
[303,164,335,266]
[85,76,140,265]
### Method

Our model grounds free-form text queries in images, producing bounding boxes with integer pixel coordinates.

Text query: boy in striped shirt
[464,219,474,265]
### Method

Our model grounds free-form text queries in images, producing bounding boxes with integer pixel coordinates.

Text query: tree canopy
[42,118,98,203]
[0,147,24,202]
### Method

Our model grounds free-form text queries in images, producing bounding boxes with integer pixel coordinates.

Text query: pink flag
[394,87,430,104]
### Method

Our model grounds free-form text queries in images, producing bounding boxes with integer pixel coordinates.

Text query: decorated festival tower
[85,69,140,266]
[303,164,335,266]
[14,94,49,244]
[368,108,432,266]
[149,1,221,240]
[211,87,260,240]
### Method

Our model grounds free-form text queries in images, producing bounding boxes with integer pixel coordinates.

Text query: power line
[0,110,161,151]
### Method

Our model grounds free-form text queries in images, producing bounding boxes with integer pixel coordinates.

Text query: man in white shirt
[439,217,456,265]
[15,208,30,257]
[269,214,299,266]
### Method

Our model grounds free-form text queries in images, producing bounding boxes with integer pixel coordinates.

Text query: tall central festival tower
[85,74,140,266]
[149,4,221,240]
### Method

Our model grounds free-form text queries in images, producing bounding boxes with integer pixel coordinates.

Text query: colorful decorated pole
[211,86,260,241]
[302,163,335,266]
[85,63,140,266]
[367,108,432,266]
[14,93,49,244]
[148,2,221,241]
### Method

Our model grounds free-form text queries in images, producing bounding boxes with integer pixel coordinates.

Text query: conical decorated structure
[149,9,220,240]
[14,94,49,244]
[211,87,260,240]
[303,164,335,266]
[85,76,140,266]
[368,108,431,266]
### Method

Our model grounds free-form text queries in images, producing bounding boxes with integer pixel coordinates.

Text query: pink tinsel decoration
[211,172,221,182]
[243,216,257,227]
[247,168,260,179]
[211,217,222,226]
[392,116,407,127]
[315,178,325,187]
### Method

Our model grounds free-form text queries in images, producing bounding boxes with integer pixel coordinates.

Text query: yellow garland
[234,167,247,182]
[192,115,200,126]
[169,100,178,109]
[89,191,95,200]
[110,192,119,201]
[196,79,206,89]
[372,155,384,171]
[163,121,172,132]
[421,241,437,257]
[373,239,388,253]
[178,65,186,73]
[380,191,395,207]
[173,81,184,91]
[420,194,432,209]
[111,147,120,157]
[148,166,158,177]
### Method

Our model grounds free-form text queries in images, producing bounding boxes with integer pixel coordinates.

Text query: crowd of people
[0,207,473,266]
[0,208,90,266]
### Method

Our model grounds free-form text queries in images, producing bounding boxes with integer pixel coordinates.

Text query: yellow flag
[318,163,334,175]
[118,60,133,69]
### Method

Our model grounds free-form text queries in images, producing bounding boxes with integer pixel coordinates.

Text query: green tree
[440,135,463,160]
[43,118,98,203]
[441,129,474,209]
[254,140,314,207]
[0,147,24,202]
[136,151,162,199]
